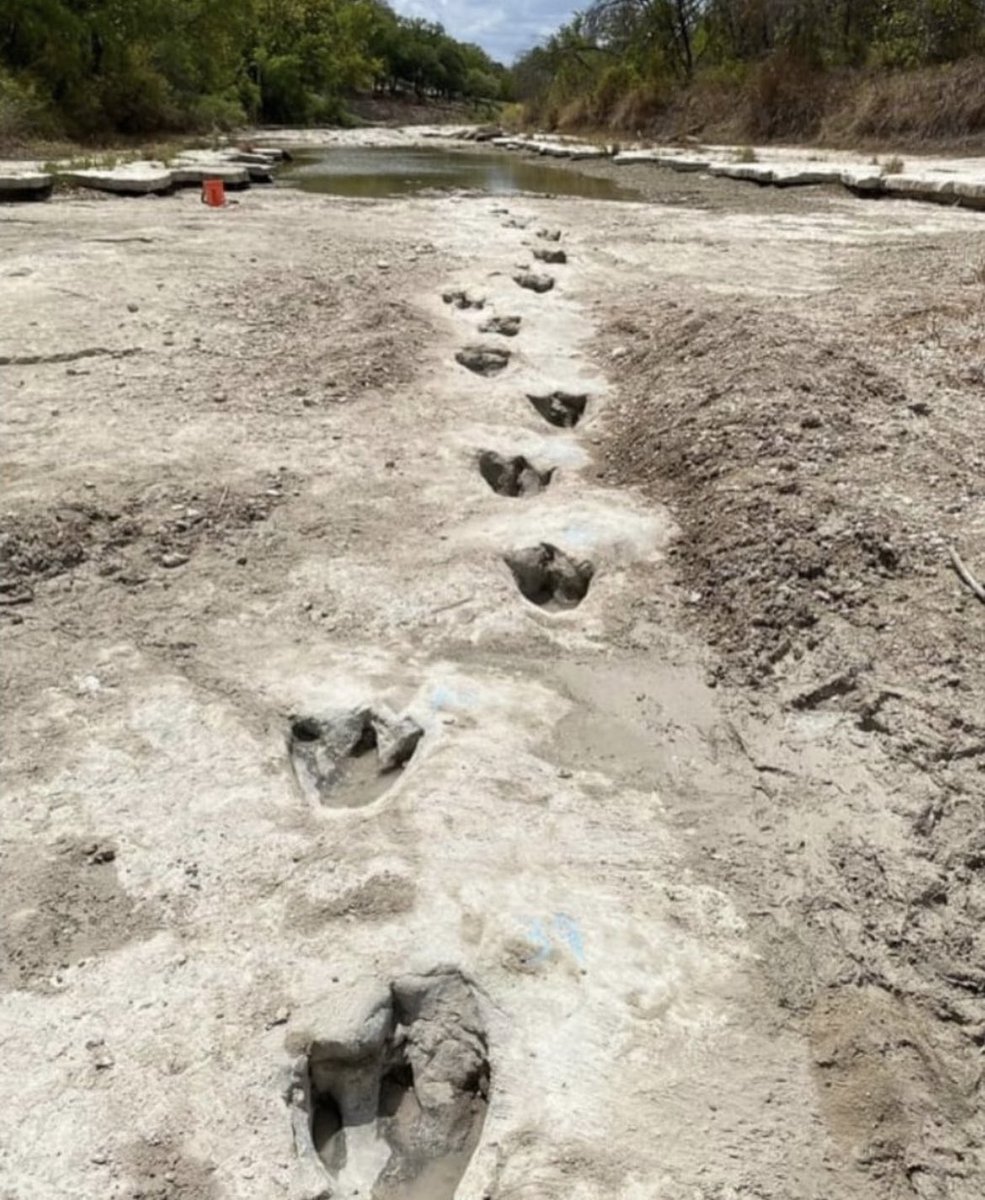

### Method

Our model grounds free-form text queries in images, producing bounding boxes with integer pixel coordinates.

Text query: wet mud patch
[478,451,553,497]
[479,315,522,338]
[289,708,423,808]
[290,871,418,932]
[120,1136,220,1200]
[807,986,976,1192]
[514,272,554,294]
[455,345,511,377]
[505,543,594,610]
[527,391,587,428]
[0,476,289,593]
[290,970,489,1200]
[0,837,158,992]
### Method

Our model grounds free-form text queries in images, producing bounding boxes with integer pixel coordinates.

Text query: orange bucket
[201,178,226,207]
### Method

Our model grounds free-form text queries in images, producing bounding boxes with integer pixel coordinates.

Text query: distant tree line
[512,0,985,137]
[0,0,511,138]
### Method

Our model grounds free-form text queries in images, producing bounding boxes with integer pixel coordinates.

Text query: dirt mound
[602,303,917,668]
[600,296,984,750]
[598,276,985,1195]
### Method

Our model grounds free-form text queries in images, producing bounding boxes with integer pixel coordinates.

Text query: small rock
[160,552,189,569]
[479,314,522,338]
[513,272,555,294]
[127,302,139,313]
[455,344,511,376]
[373,713,424,773]
[442,290,485,311]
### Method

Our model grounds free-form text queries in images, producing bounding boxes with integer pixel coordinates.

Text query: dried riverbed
[2,134,984,1200]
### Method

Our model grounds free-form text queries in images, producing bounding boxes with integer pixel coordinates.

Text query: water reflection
[280,146,636,201]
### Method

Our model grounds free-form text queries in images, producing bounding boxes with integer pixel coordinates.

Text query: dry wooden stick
[949,546,985,604]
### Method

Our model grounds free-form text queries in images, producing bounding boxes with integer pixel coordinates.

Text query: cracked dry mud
[3,128,985,1200]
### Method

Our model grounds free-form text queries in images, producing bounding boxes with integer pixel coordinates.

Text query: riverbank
[2,130,984,1199]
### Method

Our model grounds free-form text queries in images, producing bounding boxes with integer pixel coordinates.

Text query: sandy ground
[1,139,984,1200]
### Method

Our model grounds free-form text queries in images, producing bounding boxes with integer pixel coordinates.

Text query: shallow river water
[280,145,637,200]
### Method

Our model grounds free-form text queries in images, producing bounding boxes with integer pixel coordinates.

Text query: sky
[390,0,576,63]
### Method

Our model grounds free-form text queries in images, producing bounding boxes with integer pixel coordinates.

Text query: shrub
[0,70,59,145]
[609,81,667,131]
[186,92,245,132]
[746,51,828,140]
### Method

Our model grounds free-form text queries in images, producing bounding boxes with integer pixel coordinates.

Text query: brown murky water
[281,146,638,200]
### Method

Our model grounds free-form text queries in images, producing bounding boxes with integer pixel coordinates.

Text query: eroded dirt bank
[1,146,984,1199]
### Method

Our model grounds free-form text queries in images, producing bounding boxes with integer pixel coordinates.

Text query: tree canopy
[511,0,985,133]
[0,0,509,136]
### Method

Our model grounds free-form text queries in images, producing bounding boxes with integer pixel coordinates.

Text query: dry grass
[822,58,985,145]
[535,56,985,151]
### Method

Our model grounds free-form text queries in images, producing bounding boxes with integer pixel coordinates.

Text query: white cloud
[389,0,576,63]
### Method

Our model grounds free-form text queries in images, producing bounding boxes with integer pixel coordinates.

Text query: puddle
[280,147,638,200]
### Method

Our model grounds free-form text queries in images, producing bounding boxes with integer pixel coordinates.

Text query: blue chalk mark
[561,525,594,548]
[553,913,586,964]
[428,684,479,712]
[525,919,553,964]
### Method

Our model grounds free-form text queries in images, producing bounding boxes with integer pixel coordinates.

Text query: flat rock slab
[840,168,885,193]
[709,163,774,183]
[0,171,53,202]
[666,157,712,173]
[613,151,662,165]
[250,146,292,162]
[229,151,277,165]
[955,179,985,210]
[769,165,843,187]
[62,163,174,196]
[883,174,958,204]
[171,163,251,189]
[242,162,275,184]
